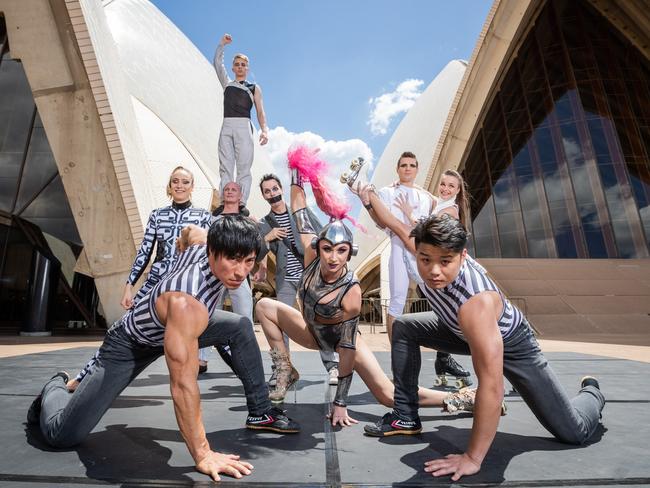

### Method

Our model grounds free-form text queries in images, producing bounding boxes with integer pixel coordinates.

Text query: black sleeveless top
[224,81,256,118]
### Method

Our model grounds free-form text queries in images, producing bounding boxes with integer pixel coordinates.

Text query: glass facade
[462,0,650,259]
[0,18,102,332]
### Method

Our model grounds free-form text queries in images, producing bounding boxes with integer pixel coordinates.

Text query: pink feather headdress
[287,144,364,230]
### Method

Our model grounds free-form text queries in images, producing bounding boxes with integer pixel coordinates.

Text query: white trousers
[219,117,254,204]
[388,238,412,318]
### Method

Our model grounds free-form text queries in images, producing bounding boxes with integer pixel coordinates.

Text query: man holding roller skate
[363,151,471,386]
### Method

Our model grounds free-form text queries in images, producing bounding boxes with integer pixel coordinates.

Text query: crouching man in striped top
[27,216,299,482]
[364,214,605,481]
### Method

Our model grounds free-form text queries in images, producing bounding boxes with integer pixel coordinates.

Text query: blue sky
[151,1,490,156]
[151,1,491,215]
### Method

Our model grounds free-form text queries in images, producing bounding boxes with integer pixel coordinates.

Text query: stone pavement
[0,332,648,487]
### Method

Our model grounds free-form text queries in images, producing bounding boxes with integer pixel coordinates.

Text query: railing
[360,298,432,333]
[360,296,535,334]
[249,295,534,335]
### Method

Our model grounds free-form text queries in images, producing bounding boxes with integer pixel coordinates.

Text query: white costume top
[433,196,458,215]
[378,183,434,286]
[377,183,435,232]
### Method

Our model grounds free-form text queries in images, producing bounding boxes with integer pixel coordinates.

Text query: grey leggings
[37,309,272,448]
[391,312,605,445]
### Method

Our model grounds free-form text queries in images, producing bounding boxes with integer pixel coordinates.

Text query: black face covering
[266,194,283,204]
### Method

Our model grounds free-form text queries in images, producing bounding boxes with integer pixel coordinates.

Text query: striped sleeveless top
[417,256,523,341]
[122,244,225,346]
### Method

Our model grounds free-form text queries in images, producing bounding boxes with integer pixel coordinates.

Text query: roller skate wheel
[340,173,349,184]
[433,377,443,387]
[350,161,360,171]
[454,379,465,389]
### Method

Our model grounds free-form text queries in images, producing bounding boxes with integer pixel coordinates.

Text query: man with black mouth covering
[256,173,340,386]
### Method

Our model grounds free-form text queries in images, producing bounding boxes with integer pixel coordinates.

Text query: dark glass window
[0,21,95,331]
[461,0,650,258]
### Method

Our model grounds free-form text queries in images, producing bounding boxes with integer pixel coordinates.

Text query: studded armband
[333,373,353,407]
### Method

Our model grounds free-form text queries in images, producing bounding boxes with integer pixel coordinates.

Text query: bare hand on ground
[196,451,253,481]
[424,453,480,481]
[327,404,358,428]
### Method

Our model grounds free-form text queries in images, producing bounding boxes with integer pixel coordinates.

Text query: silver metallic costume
[298,218,361,406]
[298,255,360,352]
[297,217,361,354]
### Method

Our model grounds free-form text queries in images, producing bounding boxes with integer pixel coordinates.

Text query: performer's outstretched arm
[162,292,253,481]
[360,187,416,255]
[213,34,231,88]
[290,177,318,267]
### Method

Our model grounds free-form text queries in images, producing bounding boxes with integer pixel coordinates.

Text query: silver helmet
[311,219,358,260]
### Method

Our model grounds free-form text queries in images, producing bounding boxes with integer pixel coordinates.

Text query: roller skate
[340,157,373,194]
[442,387,508,416]
[268,348,299,404]
[433,352,473,389]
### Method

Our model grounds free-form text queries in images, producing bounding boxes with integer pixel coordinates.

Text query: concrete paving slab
[0,348,648,487]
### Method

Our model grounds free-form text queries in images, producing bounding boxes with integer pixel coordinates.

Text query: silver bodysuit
[298,257,360,352]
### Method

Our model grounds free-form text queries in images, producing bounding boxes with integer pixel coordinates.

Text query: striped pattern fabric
[418,256,523,341]
[273,211,303,282]
[127,205,211,286]
[123,245,225,346]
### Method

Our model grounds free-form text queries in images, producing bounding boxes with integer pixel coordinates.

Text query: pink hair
[287,145,364,230]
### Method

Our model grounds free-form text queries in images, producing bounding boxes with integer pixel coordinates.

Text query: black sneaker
[581,376,600,390]
[246,407,300,434]
[364,411,422,437]
[27,371,70,424]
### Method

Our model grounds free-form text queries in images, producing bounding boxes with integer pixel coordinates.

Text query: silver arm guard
[333,372,353,407]
[293,207,317,234]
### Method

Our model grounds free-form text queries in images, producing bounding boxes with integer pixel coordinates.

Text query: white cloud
[265,126,374,217]
[367,79,424,136]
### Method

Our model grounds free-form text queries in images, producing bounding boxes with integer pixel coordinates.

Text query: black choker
[172,200,192,210]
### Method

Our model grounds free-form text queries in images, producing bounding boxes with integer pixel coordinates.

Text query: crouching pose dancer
[255,148,477,428]
[360,213,605,481]
[27,216,299,482]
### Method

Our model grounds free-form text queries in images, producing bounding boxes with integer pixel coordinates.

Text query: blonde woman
[67,167,212,390]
